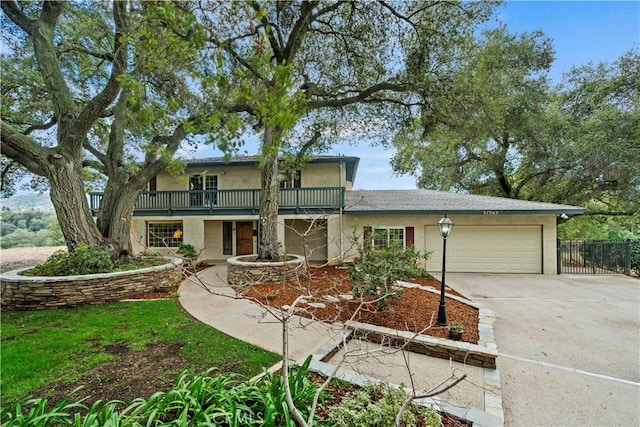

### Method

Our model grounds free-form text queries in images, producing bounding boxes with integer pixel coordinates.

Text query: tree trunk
[96,180,146,260]
[258,127,282,261]
[46,157,105,251]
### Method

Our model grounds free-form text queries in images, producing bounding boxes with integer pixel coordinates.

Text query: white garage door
[425,225,542,273]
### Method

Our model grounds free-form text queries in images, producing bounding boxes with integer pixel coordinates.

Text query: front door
[236,222,254,255]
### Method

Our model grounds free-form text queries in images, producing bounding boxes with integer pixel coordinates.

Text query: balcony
[89,187,345,216]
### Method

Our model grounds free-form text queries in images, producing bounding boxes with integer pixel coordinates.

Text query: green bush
[24,244,113,276]
[350,240,430,307]
[327,383,441,427]
[631,241,640,275]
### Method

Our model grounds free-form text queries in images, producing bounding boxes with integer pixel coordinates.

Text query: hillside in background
[0,193,55,212]
[0,193,62,249]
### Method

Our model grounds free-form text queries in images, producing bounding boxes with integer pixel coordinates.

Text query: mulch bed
[233,266,479,345]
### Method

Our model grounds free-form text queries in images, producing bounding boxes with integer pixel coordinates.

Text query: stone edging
[226,254,307,287]
[0,257,183,310]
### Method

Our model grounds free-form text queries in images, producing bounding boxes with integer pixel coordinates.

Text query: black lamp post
[437,214,453,326]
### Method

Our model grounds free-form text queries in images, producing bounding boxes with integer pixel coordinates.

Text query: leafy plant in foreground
[326,383,442,427]
[23,244,113,276]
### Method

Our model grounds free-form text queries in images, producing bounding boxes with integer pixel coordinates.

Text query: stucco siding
[341,214,558,274]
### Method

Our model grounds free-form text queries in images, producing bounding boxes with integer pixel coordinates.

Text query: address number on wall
[483,211,499,215]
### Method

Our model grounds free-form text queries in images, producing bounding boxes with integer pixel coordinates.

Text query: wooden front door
[236,222,254,255]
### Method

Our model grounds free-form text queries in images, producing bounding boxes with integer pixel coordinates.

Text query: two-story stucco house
[90,155,583,274]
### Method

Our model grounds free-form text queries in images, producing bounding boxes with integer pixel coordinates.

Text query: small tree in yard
[350,239,431,307]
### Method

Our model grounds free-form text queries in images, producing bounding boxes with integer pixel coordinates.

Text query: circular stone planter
[0,257,183,311]
[227,254,307,287]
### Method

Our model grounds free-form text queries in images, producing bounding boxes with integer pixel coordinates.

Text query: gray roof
[345,190,584,216]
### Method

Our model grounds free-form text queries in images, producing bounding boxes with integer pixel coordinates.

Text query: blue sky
[180,1,640,190]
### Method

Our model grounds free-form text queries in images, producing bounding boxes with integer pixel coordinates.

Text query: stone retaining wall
[0,258,183,311]
[347,321,497,369]
[227,254,308,287]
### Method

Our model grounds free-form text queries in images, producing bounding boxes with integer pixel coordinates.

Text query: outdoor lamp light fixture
[437,214,453,326]
[438,215,453,238]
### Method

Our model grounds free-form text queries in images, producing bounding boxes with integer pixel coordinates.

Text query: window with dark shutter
[363,226,372,251]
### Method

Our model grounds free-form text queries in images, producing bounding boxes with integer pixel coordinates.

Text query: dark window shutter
[148,176,157,192]
[363,226,372,251]
[405,226,415,247]
[294,170,301,188]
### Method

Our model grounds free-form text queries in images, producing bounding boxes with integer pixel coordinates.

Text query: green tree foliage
[2,1,500,261]
[559,202,640,240]
[0,208,64,248]
[392,26,639,215]
[1,1,237,257]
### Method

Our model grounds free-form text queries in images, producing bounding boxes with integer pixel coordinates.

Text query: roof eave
[344,209,585,216]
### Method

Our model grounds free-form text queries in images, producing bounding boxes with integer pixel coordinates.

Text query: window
[148,222,183,248]
[373,227,404,249]
[365,227,406,250]
[280,170,301,188]
[190,174,218,206]
[148,176,157,192]
[222,221,233,255]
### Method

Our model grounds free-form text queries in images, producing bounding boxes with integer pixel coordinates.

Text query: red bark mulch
[233,266,479,345]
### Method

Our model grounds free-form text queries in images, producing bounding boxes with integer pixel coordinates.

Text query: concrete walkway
[178,265,499,426]
[447,273,640,427]
[178,265,334,361]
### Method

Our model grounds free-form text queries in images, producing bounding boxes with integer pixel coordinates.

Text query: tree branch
[83,139,107,166]
[281,0,318,63]
[24,116,57,135]
[0,120,50,176]
[248,0,283,60]
[58,43,114,62]
[82,159,105,174]
[1,1,34,33]
[307,81,409,109]
[75,0,128,135]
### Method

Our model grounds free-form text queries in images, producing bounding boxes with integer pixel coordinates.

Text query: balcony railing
[89,187,345,216]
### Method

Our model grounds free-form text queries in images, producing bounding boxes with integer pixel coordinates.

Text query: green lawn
[0,299,280,405]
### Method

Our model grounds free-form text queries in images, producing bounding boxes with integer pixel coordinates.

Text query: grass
[0,299,281,405]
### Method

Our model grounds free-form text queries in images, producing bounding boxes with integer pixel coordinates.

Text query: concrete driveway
[447,273,640,427]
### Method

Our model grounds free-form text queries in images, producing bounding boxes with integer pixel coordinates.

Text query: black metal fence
[557,239,633,275]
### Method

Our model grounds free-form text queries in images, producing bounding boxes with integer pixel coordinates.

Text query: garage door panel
[425,225,542,274]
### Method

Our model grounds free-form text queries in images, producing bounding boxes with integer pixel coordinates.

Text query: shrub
[327,383,441,427]
[177,243,198,261]
[631,241,640,275]
[24,244,113,276]
[350,240,430,306]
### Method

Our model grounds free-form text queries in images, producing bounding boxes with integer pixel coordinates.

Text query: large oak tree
[1,1,231,258]
[392,26,639,215]
[193,0,496,260]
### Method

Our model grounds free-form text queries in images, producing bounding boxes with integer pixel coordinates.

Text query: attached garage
[424,225,542,273]
[342,189,584,274]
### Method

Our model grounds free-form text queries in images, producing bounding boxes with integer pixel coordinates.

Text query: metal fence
[557,239,633,275]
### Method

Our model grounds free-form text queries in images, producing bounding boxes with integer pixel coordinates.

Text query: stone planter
[0,257,183,311]
[227,254,307,287]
